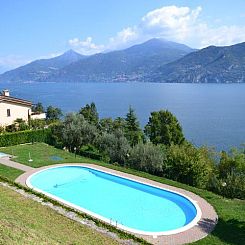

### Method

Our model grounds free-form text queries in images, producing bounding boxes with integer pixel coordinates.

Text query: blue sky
[1,0,245,72]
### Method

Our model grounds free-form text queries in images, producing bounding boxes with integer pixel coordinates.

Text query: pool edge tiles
[26,165,202,237]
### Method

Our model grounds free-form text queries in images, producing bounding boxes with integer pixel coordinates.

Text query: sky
[1,0,245,72]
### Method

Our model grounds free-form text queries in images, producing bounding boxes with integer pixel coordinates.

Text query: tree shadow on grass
[198,218,245,245]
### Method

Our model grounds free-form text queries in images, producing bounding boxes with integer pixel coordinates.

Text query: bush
[165,143,215,188]
[0,129,52,147]
[29,119,46,130]
[210,173,245,199]
[0,126,4,134]
[209,148,245,199]
[5,124,18,132]
[79,144,105,161]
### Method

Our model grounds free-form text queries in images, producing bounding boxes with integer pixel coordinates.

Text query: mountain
[149,42,245,83]
[0,39,194,83]
[46,39,194,82]
[0,50,85,83]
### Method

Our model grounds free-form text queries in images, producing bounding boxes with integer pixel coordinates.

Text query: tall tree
[79,102,99,125]
[32,102,44,113]
[99,117,114,133]
[125,106,143,146]
[144,110,185,145]
[113,117,126,131]
[99,117,126,134]
[46,106,62,121]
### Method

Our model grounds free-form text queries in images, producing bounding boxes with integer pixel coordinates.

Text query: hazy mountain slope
[42,39,194,82]
[0,50,85,82]
[149,42,245,83]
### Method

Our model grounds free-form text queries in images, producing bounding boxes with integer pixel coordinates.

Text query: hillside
[0,39,193,83]
[47,38,193,82]
[0,50,85,83]
[149,42,245,83]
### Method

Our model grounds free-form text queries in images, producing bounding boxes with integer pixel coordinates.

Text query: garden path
[0,156,33,172]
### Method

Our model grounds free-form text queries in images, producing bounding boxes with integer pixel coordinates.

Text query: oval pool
[26,165,201,235]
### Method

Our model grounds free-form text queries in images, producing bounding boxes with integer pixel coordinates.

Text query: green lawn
[0,143,244,245]
[0,164,24,181]
[0,184,119,245]
[0,143,97,168]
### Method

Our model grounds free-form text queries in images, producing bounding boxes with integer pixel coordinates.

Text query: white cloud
[68,37,105,55]
[140,6,202,41]
[138,5,245,48]
[198,25,245,48]
[108,27,139,50]
[68,5,245,53]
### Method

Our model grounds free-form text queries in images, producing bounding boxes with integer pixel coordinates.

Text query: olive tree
[62,113,98,153]
[97,130,130,165]
[128,143,166,175]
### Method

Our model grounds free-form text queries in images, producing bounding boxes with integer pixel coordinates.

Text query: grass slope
[0,143,95,168]
[0,164,24,181]
[0,143,244,244]
[0,184,119,245]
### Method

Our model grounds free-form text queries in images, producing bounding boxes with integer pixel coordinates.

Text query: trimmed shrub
[0,129,52,147]
[79,145,105,161]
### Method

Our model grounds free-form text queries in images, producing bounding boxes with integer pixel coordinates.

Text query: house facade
[0,90,32,127]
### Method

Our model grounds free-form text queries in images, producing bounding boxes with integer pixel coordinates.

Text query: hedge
[0,129,52,147]
[79,149,104,161]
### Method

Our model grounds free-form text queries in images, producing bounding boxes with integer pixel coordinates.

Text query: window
[7,109,11,117]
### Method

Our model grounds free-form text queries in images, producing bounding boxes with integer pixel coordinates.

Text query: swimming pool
[0,152,8,158]
[26,165,201,236]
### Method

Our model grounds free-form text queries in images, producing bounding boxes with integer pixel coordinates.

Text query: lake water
[1,82,245,151]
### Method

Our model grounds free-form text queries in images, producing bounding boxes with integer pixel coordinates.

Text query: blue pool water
[0,152,8,158]
[27,166,199,234]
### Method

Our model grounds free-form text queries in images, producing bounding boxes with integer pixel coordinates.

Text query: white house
[31,112,46,120]
[0,89,46,127]
[0,90,32,127]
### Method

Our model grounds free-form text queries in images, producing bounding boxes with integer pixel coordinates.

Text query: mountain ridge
[48,38,194,83]
[1,39,245,83]
[0,50,85,82]
[149,41,245,83]
[0,39,194,83]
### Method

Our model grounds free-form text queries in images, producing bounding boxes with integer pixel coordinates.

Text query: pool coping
[16,163,218,245]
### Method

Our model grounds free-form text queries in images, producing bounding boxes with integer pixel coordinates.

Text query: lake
[1,82,245,151]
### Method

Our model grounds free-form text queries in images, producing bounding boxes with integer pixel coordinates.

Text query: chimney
[2,90,10,97]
